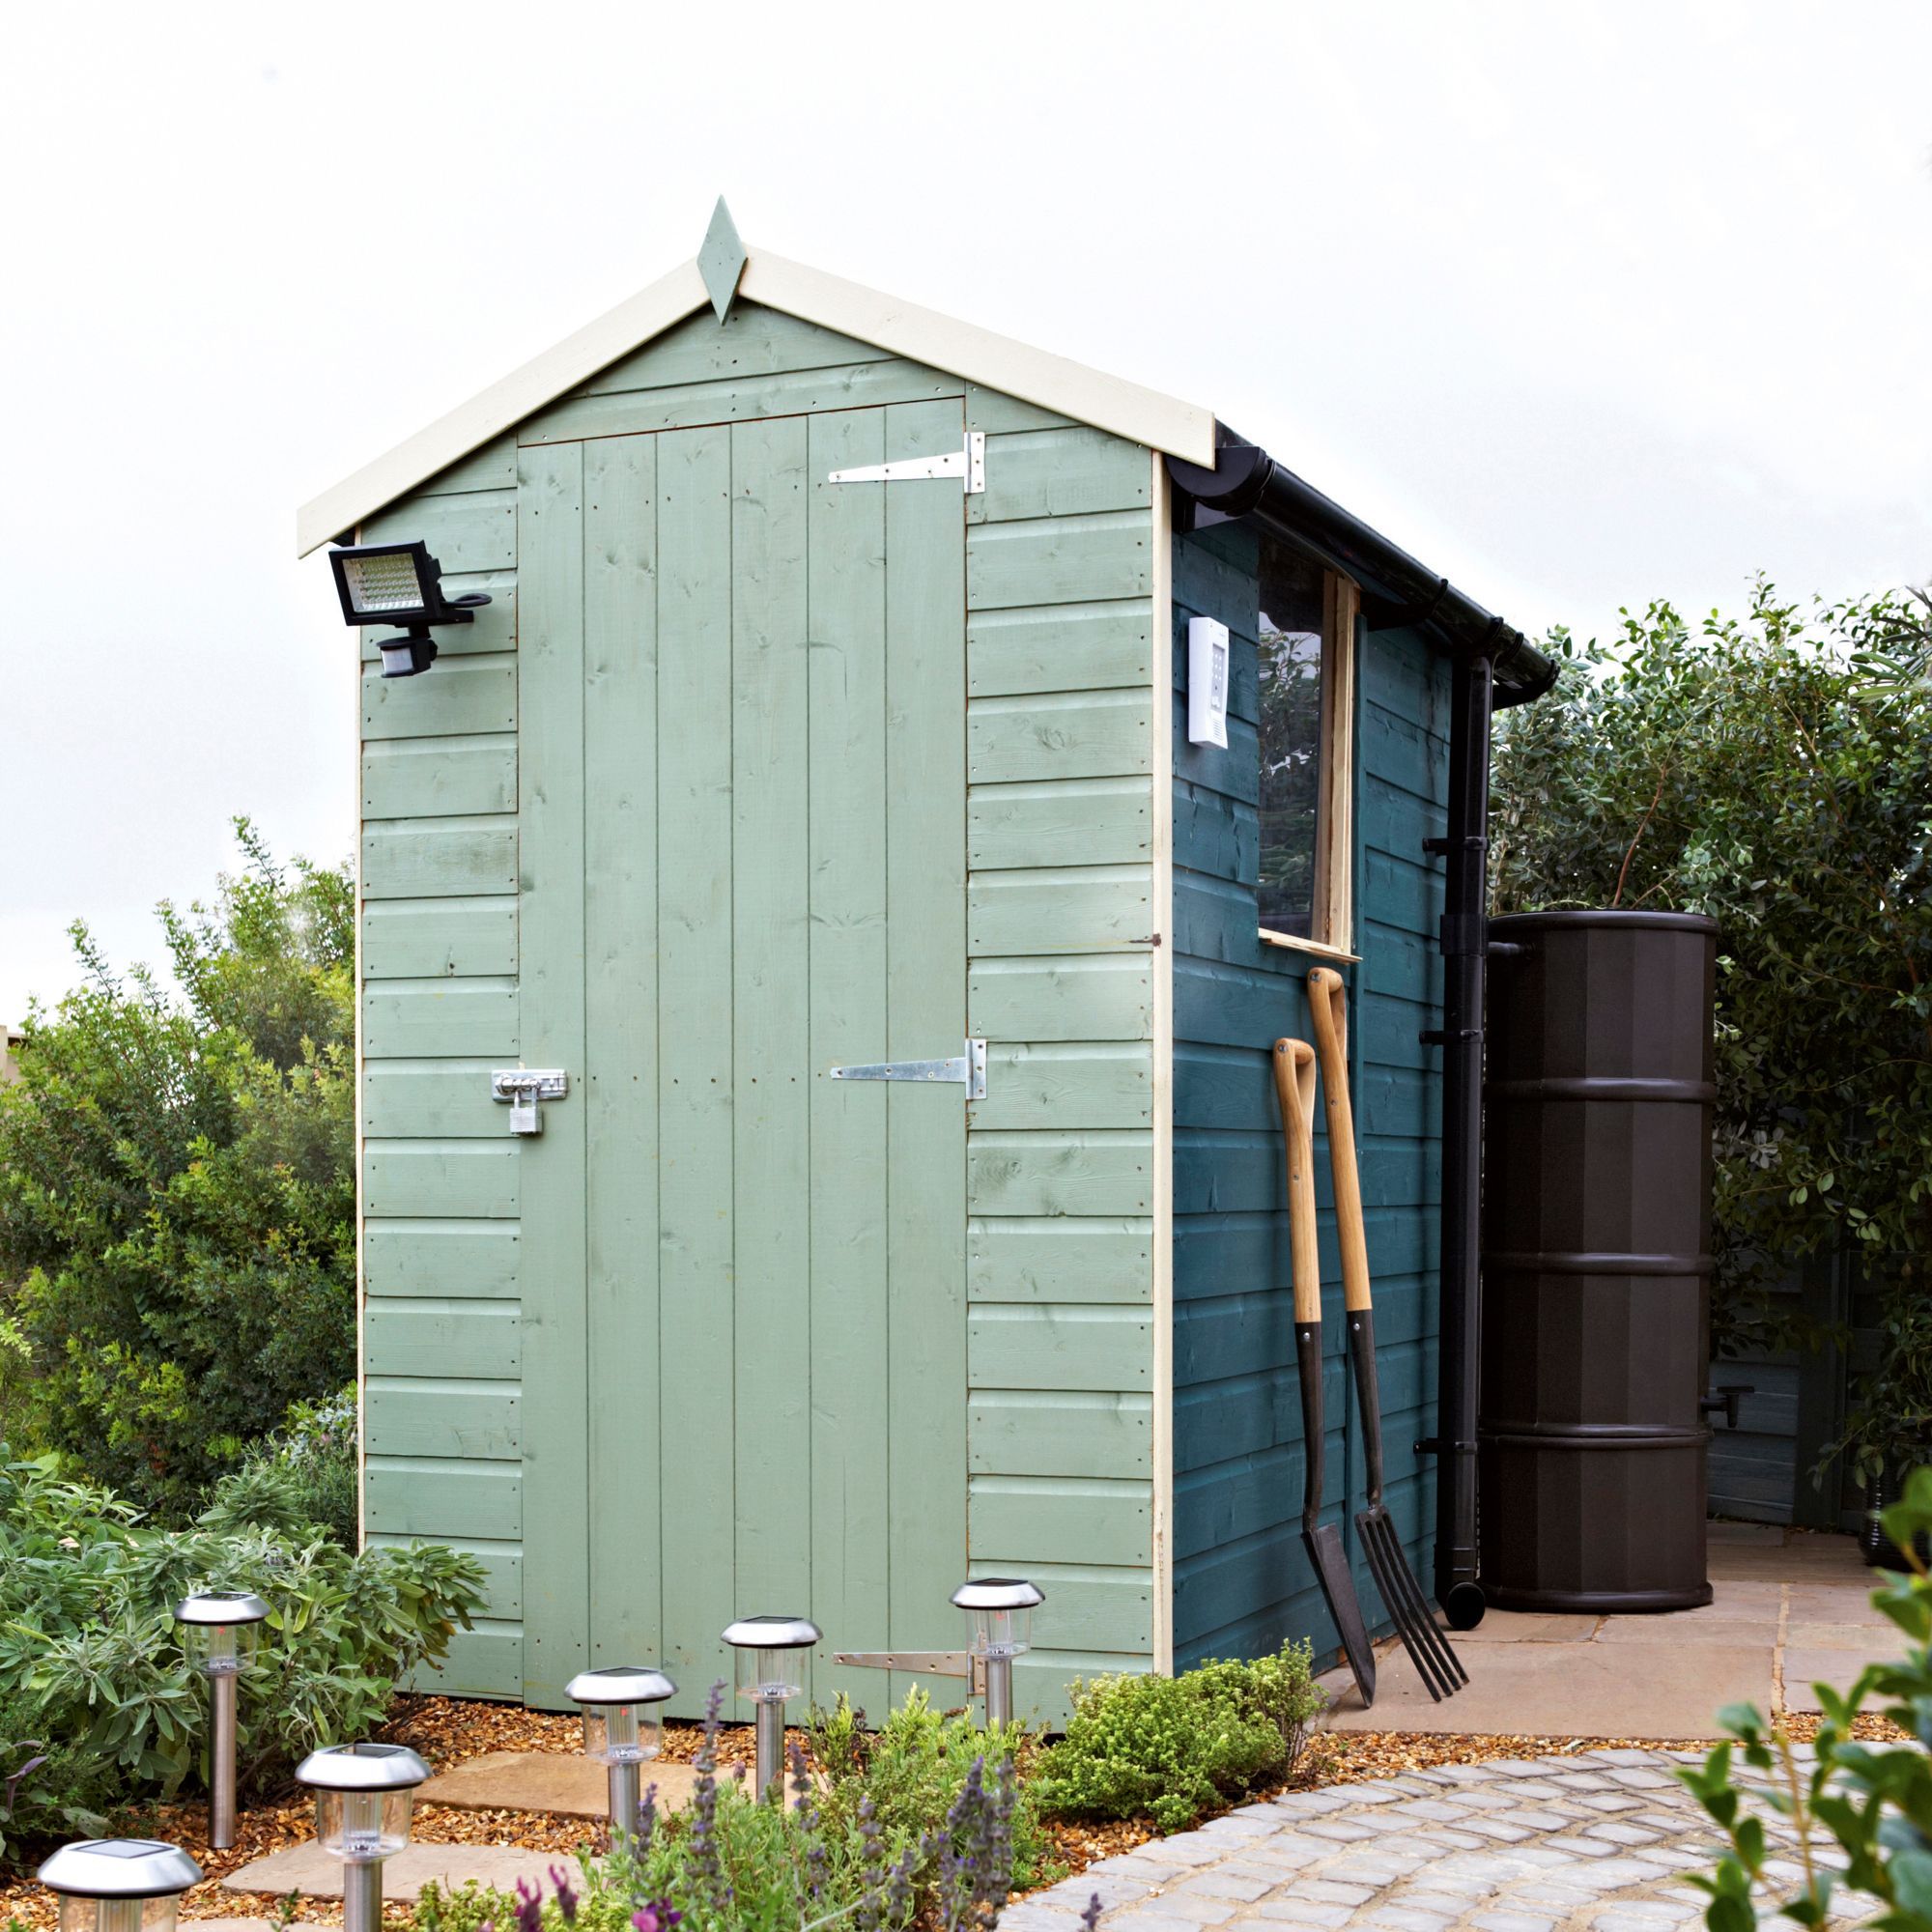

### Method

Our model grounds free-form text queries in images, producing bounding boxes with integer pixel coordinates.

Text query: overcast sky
[2,2,1927,1024]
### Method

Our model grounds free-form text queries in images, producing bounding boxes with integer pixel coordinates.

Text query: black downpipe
[1431,654,1494,1630]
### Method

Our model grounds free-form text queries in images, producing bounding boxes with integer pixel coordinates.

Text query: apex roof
[297,200,1219,556]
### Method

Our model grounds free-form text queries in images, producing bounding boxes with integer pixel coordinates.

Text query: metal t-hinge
[833,1649,986,1692]
[492,1068,568,1135]
[828,1038,987,1099]
[827,432,985,495]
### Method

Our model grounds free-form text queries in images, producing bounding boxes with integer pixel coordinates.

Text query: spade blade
[1304,1519,1377,1708]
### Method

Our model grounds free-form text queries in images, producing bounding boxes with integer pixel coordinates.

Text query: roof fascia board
[297,244,1221,556]
[739,251,1217,469]
[296,258,711,555]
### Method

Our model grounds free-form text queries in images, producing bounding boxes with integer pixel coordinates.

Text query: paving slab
[419,1750,716,1816]
[221,1842,586,1903]
[1320,1637,1776,1737]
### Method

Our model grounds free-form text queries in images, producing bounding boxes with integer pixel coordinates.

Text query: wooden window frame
[1257,572,1358,961]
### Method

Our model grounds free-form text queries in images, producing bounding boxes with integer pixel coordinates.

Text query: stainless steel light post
[722,1615,820,1799]
[173,1590,270,1851]
[296,1744,431,1932]
[37,1838,203,1932]
[951,1578,1043,1727]
[564,1665,676,1850]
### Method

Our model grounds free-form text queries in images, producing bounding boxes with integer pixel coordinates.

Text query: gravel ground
[0,1699,1901,1931]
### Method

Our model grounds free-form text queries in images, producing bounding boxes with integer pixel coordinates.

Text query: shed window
[1257,537,1355,952]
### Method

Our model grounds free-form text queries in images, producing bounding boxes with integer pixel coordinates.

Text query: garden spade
[1307,968,1468,1703]
[1272,1036,1378,1708]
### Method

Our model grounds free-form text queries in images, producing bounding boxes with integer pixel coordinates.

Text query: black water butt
[1479,910,1718,1611]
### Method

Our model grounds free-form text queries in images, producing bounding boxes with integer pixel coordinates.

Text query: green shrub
[1683,1464,1932,1932]
[809,1688,1059,1894]
[0,1445,484,1866]
[0,822,355,1519]
[211,1388,358,1548]
[1034,1639,1322,1833]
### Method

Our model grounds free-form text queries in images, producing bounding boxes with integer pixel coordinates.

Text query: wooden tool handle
[1307,967,1372,1316]
[1271,1037,1321,1325]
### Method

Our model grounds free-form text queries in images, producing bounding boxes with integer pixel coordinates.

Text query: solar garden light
[173,1589,270,1851]
[564,1665,676,1849]
[327,539,493,679]
[721,1614,820,1798]
[295,1743,432,1932]
[36,1838,203,1932]
[952,1578,1044,1727]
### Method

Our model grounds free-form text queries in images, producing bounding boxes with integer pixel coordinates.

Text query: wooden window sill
[1258,928,1360,965]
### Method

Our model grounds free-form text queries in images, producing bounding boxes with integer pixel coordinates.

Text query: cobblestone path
[1005,1748,1871,1932]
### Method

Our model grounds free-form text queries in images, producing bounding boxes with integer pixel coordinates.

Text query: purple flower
[548,1864,578,1924]
[513,1878,543,1932]
[631,1901,683,1932]
[1080,1895,1104,1932]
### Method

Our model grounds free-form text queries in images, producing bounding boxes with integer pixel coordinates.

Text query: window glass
[1257,536,1328,936]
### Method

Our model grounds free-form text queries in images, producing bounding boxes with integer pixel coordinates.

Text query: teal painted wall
[1168,524,1448,1671]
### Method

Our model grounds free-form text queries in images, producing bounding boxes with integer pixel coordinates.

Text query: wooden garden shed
[299,203,1554,1724]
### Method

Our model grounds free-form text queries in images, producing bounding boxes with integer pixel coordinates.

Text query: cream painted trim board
[298,243,1219,556]
[1149,451,1176,1677]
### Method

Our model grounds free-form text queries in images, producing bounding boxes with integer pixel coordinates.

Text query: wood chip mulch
[0,1697,1909,1931]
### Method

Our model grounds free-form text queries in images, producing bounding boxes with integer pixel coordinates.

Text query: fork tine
[1365,1508,1466,1691]
[1359,1517,1453,1700]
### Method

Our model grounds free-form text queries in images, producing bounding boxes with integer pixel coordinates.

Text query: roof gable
[297,204,1217,555]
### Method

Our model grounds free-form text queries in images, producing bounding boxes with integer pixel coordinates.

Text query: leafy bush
[1682,1464,1932,1932]
[212,1388,359,1548]
[1033,1638,1322,1833]
[0,1445,483,1865]
[414,1686,1034,1932]
[809,1688,1057,1894]
[0,821,355,1518]
[1492,586,1932,1476]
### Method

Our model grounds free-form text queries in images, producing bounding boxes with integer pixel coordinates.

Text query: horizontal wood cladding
[366,1377,521,1459]
[969,866,1152,955]
[969,1042,1151,1132]
[364,1455,522,1540]
[969,602,1152,697]
[968,1304,1154,1392]
[364,1219,521,1297]
[363,1139,519,1218]
[363,736,518,819]
[409,1620,526,1699]
[968,1390,1153,1477]
[967,511,1152,611]
[523,358,961,444]
[363,489,517,573]
[366,1296,520,1378]
[969,1475,1153,1567]
[362,817,518,900]
[362,898,518,980]
[967,428,1151,526]
[970,955,1153,1041]
[364,657,517,741]
[361,979,518,1059]
[969,689,1151,784]
[969,779,1151,871]
[969,1216,1153,1303]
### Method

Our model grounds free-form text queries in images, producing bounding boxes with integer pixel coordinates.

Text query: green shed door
[515,399,968,1715]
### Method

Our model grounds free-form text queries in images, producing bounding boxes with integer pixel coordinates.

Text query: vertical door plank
[806,409,894,1715]
[584,435,663,1666]
[883,399,971,1703]
[729,416,815,1681]
[655,424,739,1707]
[517,441,589,1702]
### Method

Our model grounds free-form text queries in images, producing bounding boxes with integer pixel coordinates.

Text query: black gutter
[1165,433,1556,708]
[1166,433,1556,1634]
